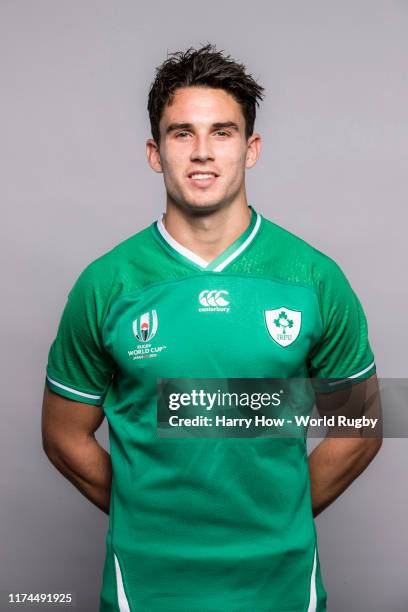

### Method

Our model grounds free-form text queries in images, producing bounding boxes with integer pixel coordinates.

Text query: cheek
[161,149,186,178]
[223,150,247,180]
[220,145,247,167]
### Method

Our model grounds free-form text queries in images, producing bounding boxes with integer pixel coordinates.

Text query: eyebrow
[165,121,240,134]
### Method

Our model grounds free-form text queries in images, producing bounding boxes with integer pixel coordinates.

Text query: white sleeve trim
[327,361,376,387]
[46,375,102,400]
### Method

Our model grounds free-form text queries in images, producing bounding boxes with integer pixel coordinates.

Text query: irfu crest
[264,308,302,347]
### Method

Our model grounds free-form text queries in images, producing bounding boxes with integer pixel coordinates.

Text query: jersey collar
[153,205,262,272]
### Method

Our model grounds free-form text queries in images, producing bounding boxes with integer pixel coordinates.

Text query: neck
[162,200,252,263]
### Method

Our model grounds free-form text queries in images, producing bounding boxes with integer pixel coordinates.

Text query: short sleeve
[307,258,376,392]
[45,264,115,406]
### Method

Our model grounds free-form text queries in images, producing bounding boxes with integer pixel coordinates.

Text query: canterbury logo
[199,290,230,307]
[132,309,158,342]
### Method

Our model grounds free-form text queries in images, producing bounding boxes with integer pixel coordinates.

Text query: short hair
[147,43,265,146]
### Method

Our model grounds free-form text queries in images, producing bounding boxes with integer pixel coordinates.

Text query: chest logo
[198,290,230,312]
[264,308,302,347]
[132,309,158,342]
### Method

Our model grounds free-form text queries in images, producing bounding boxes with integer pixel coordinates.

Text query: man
[42,44,382,611]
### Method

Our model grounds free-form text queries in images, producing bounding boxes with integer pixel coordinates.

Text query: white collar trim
[213,212,261,272]
[156,210,262,271]
[157,214,210,268]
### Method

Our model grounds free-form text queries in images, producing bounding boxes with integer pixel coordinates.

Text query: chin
[182,200,227,216]
[178,193,232,214]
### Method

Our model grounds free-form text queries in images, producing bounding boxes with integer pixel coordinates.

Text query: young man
[42,44,382,611]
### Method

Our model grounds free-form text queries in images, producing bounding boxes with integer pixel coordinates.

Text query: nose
[190,134,215,162]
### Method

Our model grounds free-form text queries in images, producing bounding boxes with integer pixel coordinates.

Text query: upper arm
[42,263,115,457]
[42,385,105,454]
[306,258,381,443]
[314,373,383,448]
[315,372,380,417]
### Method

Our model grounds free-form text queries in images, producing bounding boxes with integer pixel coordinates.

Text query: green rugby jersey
[45,205,376,612]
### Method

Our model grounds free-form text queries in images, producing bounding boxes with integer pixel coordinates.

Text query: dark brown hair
[147,43,265,146]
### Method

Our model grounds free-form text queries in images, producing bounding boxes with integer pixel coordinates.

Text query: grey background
[1,1,407,610]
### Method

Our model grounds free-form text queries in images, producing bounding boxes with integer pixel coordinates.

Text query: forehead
[160,86,244,127]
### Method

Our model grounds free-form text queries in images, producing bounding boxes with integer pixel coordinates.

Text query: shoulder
[69,223,155,301]
[259,215,349,290]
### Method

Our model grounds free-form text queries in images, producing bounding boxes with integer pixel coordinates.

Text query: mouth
[187,172,219,189]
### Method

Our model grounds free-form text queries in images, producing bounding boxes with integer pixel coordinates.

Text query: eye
[176,131,191,138]
[215,130,230,137]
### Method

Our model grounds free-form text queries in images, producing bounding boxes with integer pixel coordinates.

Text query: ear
[245,133,261,169]
[146,138,163,173]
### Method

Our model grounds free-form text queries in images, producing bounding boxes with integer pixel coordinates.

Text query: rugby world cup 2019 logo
[265,307,302,347]
[132,310,158,342]
[129,309,167,360]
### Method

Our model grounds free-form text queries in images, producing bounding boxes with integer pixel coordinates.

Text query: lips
[187,171,219,189]
[187,171,219,178]
[188,174,218,188]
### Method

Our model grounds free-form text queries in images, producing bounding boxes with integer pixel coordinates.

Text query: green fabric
[46,205,376,611]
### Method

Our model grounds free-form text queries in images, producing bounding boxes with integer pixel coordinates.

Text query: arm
[41,385,112,514]
[308,373,382,517]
